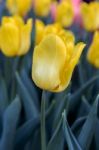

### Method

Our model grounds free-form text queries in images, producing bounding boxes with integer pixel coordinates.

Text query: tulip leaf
[78,61,85,86]
[15,72,38,119]
[62,110,82,150]
[47,118,64,150]
[77,96,91,118]
[77,95,99,150]
[71,116,86,136]
[15,100,55,149]
[95,119,99,150]
[15,117,40,150]
[0,76,8,113]
[0,96,21,150]
[53,93,70,129]
[20,69,39,109]
[69,75,99,113]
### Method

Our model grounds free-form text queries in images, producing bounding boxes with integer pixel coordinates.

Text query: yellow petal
[16,0,31,16]
[53,42,85,92]
[34,0,51,17]
[6,0,18,14]
[58,29,75,59]
[2,17,16,25]
[87,31,99,68]
[0,23,19,56]
[32,34,67,91]
[6,0,31,16]
[35,19,45,45]
[18,19,32,55]
[13,15,24,28]
[44,23,61,36]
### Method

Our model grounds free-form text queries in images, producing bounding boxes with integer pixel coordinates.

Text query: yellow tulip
[0,16,32,57]
[34,0,51,17]
[81,2,99,31]
[87,31,99,68]
[32,31,85,92]
[6,0,32,16]
[55,1,74,27]
[35,19,45,45]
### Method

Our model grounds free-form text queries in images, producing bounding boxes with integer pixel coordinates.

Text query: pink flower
[72,0,82,24]
[50,2,57,21]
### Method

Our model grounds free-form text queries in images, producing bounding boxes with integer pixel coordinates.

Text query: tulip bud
[33,0,52,17]
[55,1,74,27]
[0,16,32,57]
[6,0,32,16]
[80,2,99,31]
[32,30,85,92]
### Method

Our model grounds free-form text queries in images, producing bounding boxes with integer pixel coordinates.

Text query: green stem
[41,91,47,150]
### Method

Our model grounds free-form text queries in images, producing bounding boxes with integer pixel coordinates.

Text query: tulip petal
[34,0,51,17]
[16,0,31,16]
[32,34,67,91]
[13,15,24,28]
[58,30,75,59]
[2,17,16,25]
[6,0,31,16]
[18,19,32,55]
[35,20,45,45]
[53,42,85,92]
[87,31,99,68]
[0,23,19,56]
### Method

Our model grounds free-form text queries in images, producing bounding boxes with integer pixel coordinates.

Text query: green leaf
[62,110,82,150]
[0,76,8,112]
[15,117,40,149]
[71,116,86,136]
[53,93,70,129]
[47,117,63,150]
[76,96,91,118]
[15,72,38,119]
[0,96,21,150]
[15,97,55,149]
[20,69,39,109]
[77,95,99,150]
[69,75,99,113]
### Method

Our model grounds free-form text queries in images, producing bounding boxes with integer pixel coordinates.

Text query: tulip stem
[41,91,47,150]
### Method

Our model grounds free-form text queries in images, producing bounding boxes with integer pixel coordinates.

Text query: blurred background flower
[81,2,99,31]
[6,0,32,16]
[0,16,32,56]
[87,31,99,68]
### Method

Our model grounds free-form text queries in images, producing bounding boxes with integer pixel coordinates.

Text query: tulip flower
[33,0,52,17]
[0,16,32,57]
[55,1,74,27]
[6,0,32,16]
[87,31,99,68]
[72,0,82,24]
[32,30,85,92]
[50,2,57,21]
[80,2,99,31]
